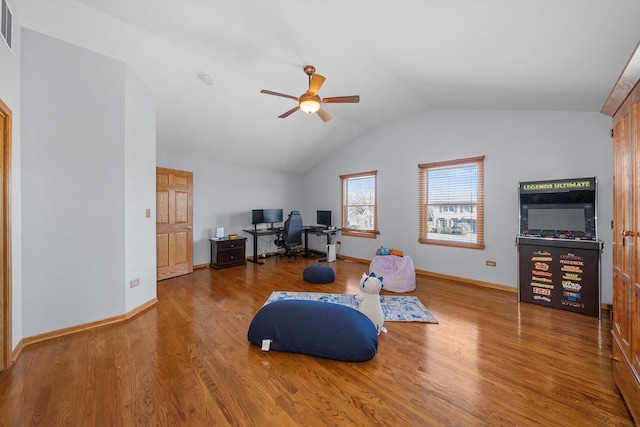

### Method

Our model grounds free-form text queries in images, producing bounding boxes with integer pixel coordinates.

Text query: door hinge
[611,128,614,138]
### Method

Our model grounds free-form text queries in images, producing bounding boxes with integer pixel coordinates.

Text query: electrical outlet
[486,260,496,267]
[130,278,140,288]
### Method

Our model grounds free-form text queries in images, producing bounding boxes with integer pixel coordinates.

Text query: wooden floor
[0,256,634,426]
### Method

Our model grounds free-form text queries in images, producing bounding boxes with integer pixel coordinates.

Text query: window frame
[340,170,379,239]
[418,156,485,249]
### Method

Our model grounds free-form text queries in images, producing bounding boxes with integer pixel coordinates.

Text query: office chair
[275,211,303,262]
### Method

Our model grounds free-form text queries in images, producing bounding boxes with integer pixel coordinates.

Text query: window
[419,156,484,249]
[340,170,378,238]
[1,0,12,50]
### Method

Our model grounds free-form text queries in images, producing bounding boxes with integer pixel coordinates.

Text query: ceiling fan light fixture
[299,93,321,114]
[300,99,320,114]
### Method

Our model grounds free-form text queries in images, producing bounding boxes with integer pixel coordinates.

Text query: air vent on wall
[1,0,12,50]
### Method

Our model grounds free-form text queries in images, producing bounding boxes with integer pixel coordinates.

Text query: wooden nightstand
[209,237,247,269]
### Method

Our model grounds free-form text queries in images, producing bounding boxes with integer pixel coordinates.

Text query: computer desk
[304,226,341,261]
[243,226,341,264]
[242,227,282,265]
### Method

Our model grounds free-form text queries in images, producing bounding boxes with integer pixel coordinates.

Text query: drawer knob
[609,355,622,362]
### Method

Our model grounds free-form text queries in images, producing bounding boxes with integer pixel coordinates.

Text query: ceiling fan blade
[260,89,299,101]
[308,74,326,94]
[317,108,332,122]
[322,95,360,104]
[279,106,300,118]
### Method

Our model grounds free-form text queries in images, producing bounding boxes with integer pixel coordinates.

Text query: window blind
[419,156,485,249]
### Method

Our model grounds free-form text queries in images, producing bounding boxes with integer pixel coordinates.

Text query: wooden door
[606,42,640,424]
[612,97,634,354]
[156,168,193,281]
[630,85,640,379]
[611,77,640,424]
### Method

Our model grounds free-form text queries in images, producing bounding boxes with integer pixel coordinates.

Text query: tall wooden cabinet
[604,42,640,425]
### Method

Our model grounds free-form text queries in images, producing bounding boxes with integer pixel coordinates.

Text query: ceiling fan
[260,65,360,122]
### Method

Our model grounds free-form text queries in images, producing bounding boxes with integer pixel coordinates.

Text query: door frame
[0,98,12,371]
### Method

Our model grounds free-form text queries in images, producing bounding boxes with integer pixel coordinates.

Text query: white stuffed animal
[355,272,387,334]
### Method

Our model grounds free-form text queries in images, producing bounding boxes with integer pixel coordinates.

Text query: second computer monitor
[317,210,332,227]
[263,209,283,224]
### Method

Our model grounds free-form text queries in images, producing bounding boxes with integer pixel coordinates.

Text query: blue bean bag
[247,300,378,362]
[303,264,335,284]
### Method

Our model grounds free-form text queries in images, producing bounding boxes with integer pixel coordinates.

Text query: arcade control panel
[519,229,594,240]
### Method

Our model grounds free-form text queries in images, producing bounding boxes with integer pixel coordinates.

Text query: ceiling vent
[1,0,12,51]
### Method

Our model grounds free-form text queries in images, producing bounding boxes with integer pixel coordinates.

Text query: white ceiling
[14,0,640,173]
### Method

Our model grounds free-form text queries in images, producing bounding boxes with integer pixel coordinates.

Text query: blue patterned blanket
[264,291,438,323]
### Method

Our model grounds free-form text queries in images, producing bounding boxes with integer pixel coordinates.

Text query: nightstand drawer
[219,249,244,265]
[217,239,244,251]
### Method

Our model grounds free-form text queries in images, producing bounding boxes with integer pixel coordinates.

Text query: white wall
[21,29,156,336]
[124,68,156,312]
[156,154,303,265]
[0,0,23,350]
[303,110,615,303]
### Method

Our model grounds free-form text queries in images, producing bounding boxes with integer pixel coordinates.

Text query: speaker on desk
[327,244,336,262]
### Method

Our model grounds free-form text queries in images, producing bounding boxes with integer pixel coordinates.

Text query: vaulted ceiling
[15,0,640,173]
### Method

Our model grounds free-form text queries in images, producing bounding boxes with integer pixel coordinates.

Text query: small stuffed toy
[355,272,387,334]
[376,246,391,256]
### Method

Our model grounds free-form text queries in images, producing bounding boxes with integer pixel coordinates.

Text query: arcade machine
[516,177,603,317]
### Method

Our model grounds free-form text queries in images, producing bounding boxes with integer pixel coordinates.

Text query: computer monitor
[317,210,332,227]
[251,209,264,225]
[263,209,283,224]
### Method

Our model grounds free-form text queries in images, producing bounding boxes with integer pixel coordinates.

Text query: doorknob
[621,230,636,237]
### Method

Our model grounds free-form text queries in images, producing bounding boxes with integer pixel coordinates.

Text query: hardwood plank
[0,257,634,425]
